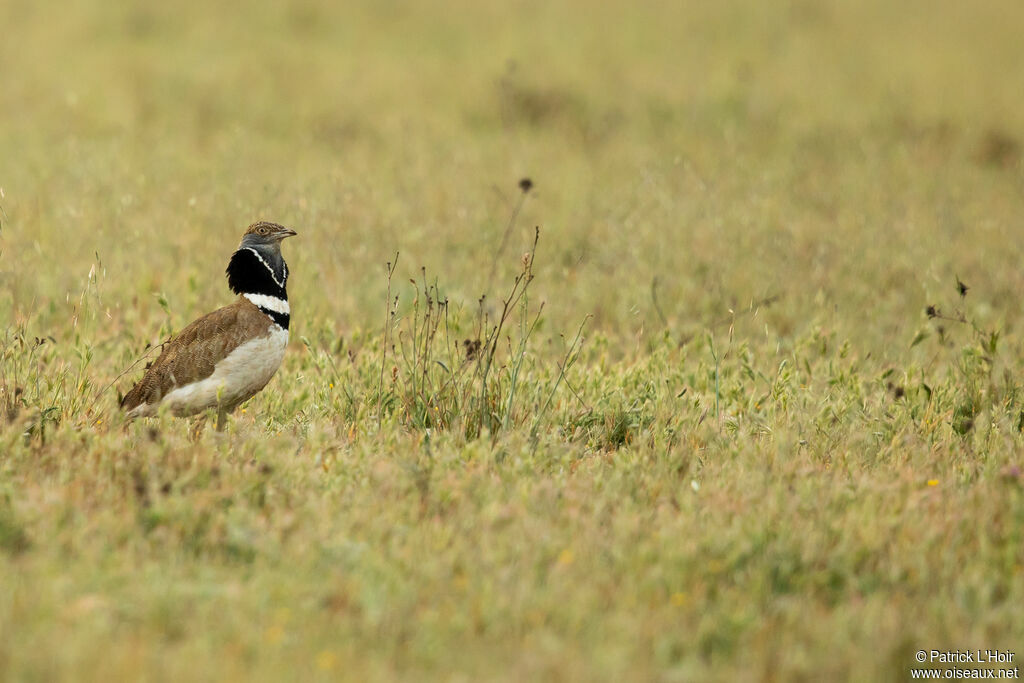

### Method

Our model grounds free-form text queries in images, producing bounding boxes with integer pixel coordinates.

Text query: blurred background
[3,4,1024,680]
[1,0,1023,355]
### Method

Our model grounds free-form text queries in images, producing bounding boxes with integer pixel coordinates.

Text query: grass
[1,0,1024,680]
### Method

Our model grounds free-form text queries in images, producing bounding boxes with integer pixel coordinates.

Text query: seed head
[463,339,482,360]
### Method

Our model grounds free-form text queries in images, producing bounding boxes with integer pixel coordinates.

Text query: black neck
[226,248,291,329]
[226,248,288,300]
[259,308,290,330]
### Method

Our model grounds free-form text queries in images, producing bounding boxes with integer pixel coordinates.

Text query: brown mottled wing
[120,298,272,412]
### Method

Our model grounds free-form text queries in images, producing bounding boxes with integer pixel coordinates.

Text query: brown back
[120,298,275,411]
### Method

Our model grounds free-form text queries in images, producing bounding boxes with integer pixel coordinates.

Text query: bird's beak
[277,227,298,240]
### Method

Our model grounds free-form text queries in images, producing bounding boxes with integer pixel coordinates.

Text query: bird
[120,221,297,430]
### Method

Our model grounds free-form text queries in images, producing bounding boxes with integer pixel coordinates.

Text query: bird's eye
[258,227,268,235]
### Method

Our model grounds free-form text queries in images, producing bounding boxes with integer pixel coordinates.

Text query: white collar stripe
[244,293,290,314]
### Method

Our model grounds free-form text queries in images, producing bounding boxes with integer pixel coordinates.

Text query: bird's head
[240,221,298,249]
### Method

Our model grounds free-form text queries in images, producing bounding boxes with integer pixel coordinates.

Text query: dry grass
[1,1,1023,680]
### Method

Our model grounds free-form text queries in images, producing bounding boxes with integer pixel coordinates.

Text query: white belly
[160,327,289,416]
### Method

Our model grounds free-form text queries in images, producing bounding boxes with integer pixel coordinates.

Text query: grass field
[2,1,1024,680]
